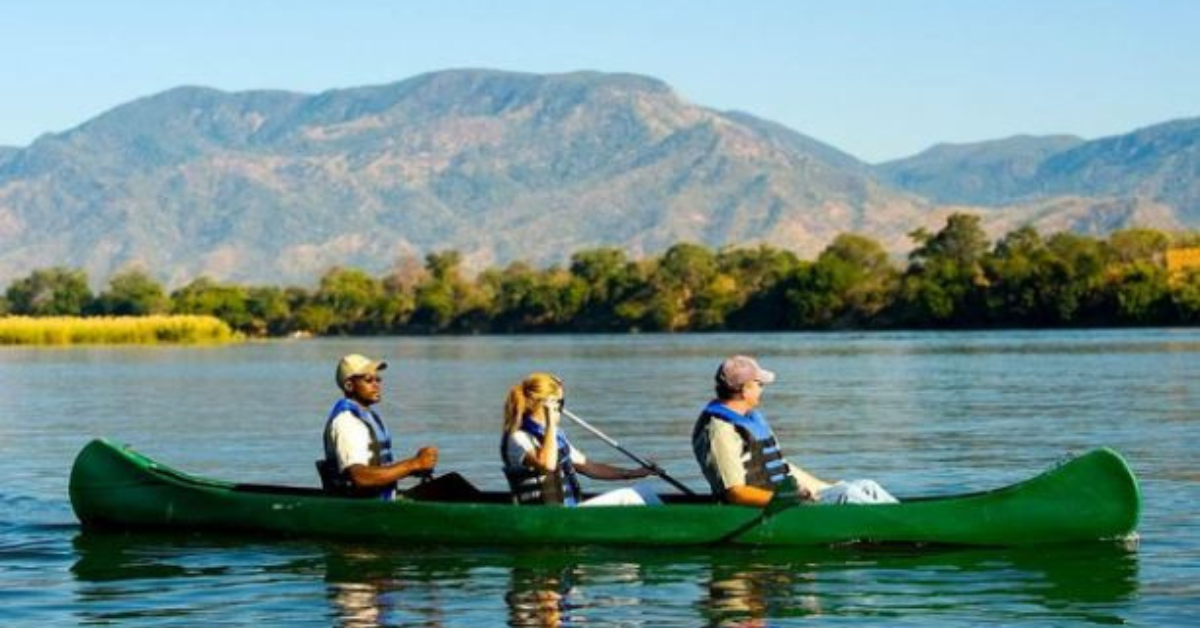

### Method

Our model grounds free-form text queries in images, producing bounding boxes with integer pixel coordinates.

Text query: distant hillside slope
[878,118,1200,223]
[0,70,1195,287]
[0,70,933,285]
[877,135,1085,205]
[1034,118,1200,223]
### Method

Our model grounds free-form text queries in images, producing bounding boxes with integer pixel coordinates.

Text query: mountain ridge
[0,69,1195,287]
[877,117,1200,223]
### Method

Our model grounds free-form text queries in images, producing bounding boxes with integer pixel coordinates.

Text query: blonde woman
[501,373,662,506]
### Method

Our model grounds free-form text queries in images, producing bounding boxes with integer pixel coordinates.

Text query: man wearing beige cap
[317,354,438,500]
[692,355,896,507]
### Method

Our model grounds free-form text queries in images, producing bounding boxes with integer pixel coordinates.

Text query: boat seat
[403,472,488,503]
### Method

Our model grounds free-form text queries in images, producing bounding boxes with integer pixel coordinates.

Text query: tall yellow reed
[0,316,239,345]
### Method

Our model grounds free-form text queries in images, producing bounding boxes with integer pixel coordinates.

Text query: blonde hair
[503,372,565,434]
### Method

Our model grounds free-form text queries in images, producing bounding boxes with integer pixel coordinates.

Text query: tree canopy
[3,216,1197,334]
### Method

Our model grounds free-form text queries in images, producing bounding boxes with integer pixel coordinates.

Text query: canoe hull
[69,439,1140,547]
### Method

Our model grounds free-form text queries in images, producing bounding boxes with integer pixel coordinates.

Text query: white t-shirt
[503,430,587,470]
[328,411,375,472]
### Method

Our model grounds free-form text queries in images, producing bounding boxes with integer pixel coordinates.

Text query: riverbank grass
[0,316,239,345]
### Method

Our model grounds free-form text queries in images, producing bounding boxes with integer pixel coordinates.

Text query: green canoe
[69,439,1140,547]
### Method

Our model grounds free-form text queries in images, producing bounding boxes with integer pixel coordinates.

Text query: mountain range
[0,69,1195,287]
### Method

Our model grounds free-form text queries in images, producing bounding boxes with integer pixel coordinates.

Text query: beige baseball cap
[716,355,776,388]
[336,354,388,388]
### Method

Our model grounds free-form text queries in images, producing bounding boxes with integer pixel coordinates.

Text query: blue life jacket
[318,398,396,500]
[695,401,790,493]
[501,415,583,506]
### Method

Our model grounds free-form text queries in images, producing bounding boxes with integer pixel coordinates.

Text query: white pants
[579,483,663,507]
[818,479,898,504]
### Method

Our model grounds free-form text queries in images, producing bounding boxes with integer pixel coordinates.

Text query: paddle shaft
[560,409,697,496]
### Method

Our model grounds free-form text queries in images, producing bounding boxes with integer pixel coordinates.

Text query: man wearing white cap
[317,354,438,499]
[692,355,896,507]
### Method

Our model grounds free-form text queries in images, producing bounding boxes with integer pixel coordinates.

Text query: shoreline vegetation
[2,215,1198,342]
[0,315,237,346]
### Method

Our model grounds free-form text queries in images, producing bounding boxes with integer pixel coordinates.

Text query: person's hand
[414,446,438,472]
[543,398,562,426]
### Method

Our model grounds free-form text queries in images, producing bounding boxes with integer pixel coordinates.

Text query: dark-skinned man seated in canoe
[317,354,438,500]
[692,355,898,507]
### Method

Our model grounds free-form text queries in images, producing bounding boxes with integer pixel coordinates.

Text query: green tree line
[4,215,1199,334]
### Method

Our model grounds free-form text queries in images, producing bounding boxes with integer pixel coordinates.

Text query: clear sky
[2,0,1198,163]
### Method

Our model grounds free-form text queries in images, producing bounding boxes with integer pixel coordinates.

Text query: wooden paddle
[710,476,807,544]
[560,408,697,496]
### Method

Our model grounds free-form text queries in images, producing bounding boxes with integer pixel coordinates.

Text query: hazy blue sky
[3,1,1197,162]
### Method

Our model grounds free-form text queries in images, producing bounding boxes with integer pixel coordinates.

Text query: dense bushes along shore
[3,215,1199,337]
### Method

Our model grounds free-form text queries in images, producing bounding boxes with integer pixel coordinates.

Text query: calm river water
[1,330,1197,626]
